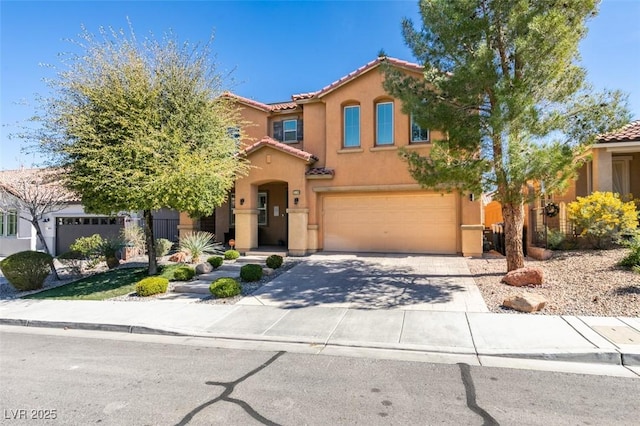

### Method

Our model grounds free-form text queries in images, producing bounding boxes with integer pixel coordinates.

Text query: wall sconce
[240,198,245,206]
[294,197,299,205]
[42,217,50,223]
[469,193,475,202]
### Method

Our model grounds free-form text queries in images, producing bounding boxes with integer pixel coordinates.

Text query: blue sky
[1,0,639,170]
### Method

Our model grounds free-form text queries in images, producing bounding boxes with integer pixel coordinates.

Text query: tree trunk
[31,219,60,280]
[143,209,158,275]
[502,202,525,272]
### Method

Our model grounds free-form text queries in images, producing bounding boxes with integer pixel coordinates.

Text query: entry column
[286,208,309,256]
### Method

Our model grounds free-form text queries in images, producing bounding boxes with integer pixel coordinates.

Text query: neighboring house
[179,57,484,256]
[0,168,179,257]
[483,120,640,249]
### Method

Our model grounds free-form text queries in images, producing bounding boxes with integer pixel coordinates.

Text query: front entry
[257,182,288,247]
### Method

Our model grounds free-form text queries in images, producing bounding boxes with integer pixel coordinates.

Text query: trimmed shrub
[567,192,638,248]
[266,254,283,269]
[0,251,53,291]
[173,266,196,281]
[209,277,241,298]
[207,256,224,268]
[155,238,174,257]
[224,249,240,260]
[135,277,169,296]
[240,264,263,282]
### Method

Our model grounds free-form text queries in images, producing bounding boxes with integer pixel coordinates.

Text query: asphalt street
[1,328,639,425]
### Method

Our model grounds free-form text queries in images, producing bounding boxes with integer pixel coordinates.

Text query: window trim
[283,119,297,143]
[0,211,18,237]
[343,105,361,148]
[375,101,394,146]
[410,114,430,143]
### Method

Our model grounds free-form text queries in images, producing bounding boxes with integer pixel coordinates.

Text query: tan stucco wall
[237,105,268,146]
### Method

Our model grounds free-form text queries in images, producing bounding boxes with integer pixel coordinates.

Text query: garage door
[56,216,124,255]
[323,192,457,254]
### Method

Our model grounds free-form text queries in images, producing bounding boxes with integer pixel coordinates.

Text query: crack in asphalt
[458,363,500,425]
[176,351,285,426]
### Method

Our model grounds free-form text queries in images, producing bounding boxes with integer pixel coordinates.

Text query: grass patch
[23,267,147,300]
[157,264,186,281]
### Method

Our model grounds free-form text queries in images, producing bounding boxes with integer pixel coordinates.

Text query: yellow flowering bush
[567,192,638,248]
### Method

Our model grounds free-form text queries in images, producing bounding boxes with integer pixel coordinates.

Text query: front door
[257,182,288,247]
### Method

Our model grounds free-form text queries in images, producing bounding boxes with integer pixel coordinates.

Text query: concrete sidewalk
[1,299,639,371]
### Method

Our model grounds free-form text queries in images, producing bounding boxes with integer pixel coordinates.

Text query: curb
[1,317,637,367]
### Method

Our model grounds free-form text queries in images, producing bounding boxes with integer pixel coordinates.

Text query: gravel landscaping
[467,248,640,317]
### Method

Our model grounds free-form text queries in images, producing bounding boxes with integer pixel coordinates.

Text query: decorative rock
[195,262,213,275]
[168,252,188,263]
[263,267,274,276]
[503,294,547,313]
[502,267,544,287]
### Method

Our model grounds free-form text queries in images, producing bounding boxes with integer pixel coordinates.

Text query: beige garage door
[323,192,457,254]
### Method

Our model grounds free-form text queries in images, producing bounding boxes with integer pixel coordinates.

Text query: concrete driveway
[238,253,488,312]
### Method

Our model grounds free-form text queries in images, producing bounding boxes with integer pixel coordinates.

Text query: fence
[140,218,180,242]
[530,202,575,248]
[488,223,527,256]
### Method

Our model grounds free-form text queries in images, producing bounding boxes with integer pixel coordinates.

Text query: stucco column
[592,148,613,192]
[234,209,258,253]
[461,224,484,257]
[286,208,309,256]
[460,193,483,257]
[178,212,198,239]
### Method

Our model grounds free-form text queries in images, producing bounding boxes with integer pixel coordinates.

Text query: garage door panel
[323,193,457,254]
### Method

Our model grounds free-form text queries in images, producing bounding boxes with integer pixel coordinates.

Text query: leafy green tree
[384,0,630,271]
[29,26,248,275]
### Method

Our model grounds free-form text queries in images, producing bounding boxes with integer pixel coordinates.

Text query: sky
[1,0,639,170]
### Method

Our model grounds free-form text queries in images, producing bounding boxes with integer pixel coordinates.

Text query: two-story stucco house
[178,57,484,256]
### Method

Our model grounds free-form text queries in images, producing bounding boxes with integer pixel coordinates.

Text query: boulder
[168,252,188,263]
[503,294,547,313]
[195,262,213,275]
[502,267,544,287]
[263,267,274,276]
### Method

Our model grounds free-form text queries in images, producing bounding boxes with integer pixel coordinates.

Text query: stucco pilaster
[592,148,613,192]
[234,209,258,253]
[461,224,484,257]
[286,208,309,256]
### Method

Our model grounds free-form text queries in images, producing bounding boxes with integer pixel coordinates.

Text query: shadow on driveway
[247,254,475,310]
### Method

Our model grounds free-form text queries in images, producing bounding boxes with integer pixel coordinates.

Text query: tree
[29,26,249,275]
[384,0,630,271]
[0,168,74,279]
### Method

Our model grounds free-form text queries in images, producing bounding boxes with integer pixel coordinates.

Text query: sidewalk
[1,298,639,372]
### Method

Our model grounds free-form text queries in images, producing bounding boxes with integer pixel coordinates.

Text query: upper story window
[0,211,18,237]
[343,105,361,148]
[273,119,303,143]
[376,102,394,145]
[410,114,430,143]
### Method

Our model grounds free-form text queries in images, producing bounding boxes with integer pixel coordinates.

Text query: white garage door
[323,192,457,254]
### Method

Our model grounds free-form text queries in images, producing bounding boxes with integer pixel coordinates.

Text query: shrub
[266,254,283,269]
[70,234,104,268]
[207,256,224,268]
[224,249,240,260]
[173,266,196,281]
[121,225,145,256]
[240,264,263,282]
[619,237,640,268]
[135,277,169,296]
[100,237,124,269]
[179,231,223,263]
[567,192,638,249]
[209,277,241,298]
[0,251,53,291]
[155,238,174,257]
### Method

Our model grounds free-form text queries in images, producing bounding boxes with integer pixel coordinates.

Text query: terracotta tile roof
[305,167,334,176]
[292,56,423,101]
[597,120,640,143]
[223,92,300,113]
[0,167,78,202]
[270,102,298,112]
[241,136,318,163]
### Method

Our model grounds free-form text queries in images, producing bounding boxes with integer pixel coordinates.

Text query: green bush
[207,256,224,268]
[266,254,283,269]
[619,238,640,268]
[70,234,104,268]
[0,251,53,291]
[135,277,169,296]
[240,264,263,282]
[224,249,240,260]
[567,192,638,248]
[209,277,241,298]
[100,237,123,269]
[155,238,174,257]
[173,266,196,281]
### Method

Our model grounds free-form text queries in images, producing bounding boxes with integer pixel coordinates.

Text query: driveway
[238,253,488,312]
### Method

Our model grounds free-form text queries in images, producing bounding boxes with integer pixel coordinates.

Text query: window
[410,114,430,143]
[283,120,297,142]
[344,105,360,147]
[376,102,394,145]
[0,211,18,237]
[227,126,241,146]
[612,157,631,196]
[258,192,268,226]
